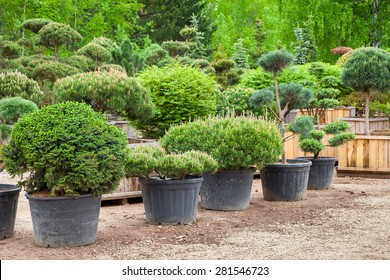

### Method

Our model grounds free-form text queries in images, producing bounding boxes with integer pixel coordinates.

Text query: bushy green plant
[341,47,390,135]
[61,55,92,71]
[143,44,173,67]
[0,97,38,125]
[1,102,128,196]
[90,36,118,51]
[22,18,52,34]
[33,62,80,88]
[162,41,191,57]
[77,43,111,69]
[53,69,154,121]
[111,39,145,76]
[289,117,355,158]
[0,40,21,59]
[160,115,282,170]
[99,64,127,73]
[125,145,217,180]
[0,71,44,106]
[135,63,218,138]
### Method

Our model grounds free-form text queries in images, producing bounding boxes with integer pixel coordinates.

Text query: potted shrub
[124,145,218,224]
[1,102,128,247]
[289,117,355,189]
[249,49,313,201]
[160,115,282,210]
[0,97,38,240]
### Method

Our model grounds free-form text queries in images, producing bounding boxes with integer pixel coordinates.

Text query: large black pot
[297,157,336,190]
[140,176,203,225]
[200,168,255,211]
[26,193,101,247]
[0,184,20,239]
[260,159,311,201]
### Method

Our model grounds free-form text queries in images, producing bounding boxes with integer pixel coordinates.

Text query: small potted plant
[0,97,38,240]
[1,102,128,247]
[289,118,355,189]
[160,115,282,211]
[124,145,218,225]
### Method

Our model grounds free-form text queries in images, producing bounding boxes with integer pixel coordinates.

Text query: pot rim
[0,184,21,196]
[264,158,312,168]
[139,176,203,185]
[25,192,100,201]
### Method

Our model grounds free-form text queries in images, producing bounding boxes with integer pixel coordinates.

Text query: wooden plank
[102,191,142,201]
[369,139,379,168]
[378,140,387,169]
[363,139,369,168]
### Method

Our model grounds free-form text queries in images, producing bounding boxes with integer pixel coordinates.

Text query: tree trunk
[55,47,59,62]
[365,89,371,135]
[274,72,286,164]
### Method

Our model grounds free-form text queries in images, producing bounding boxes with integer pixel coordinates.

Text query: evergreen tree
[232,38,249,69]
[112,39,145,76]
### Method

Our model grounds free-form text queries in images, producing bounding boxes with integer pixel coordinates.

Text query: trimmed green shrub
[143,44,173,67]
[162,41,191,57]
[125,145,217,180]
[33,62,80,87]
[135,63,218,138]
[160,115,282,170]
[0,71,44,106]
[22,18,52,34]
[0,97,38,125]
[61,55,92,71]
[99,64,127,73]
[90,36,119,51]
[0,41,21,59]
[77,43,112,69]
[1,102,128,196]
[53,69,154,121]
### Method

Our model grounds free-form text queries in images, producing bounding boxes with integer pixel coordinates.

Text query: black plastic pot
[26,193,101,247]
[296,157,336,190]
[260,159,311,201]
[140,176,203,225]
[200,168,255,211]
[0,184,20,239]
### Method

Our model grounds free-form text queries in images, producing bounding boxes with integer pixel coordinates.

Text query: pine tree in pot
[160,115,283,211]
[249,49,314,201]
[124,145,218,225]
[289,117,355,190]
[1,102,128,247]
[0,97,38,239]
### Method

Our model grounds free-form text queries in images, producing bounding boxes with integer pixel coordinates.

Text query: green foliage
[0,124,12,141]
[160,115,283,170]
[135,63,218,138]
[258,49,294,74]
[1,102,128,196]
[162,41,191,57]
[33,62,80,87]
[90,37,119,51]
[216,86,264,116]
[77,43,112,69]
[99,64,127,73]
[125,145,217,180]
[0,71,43,106]
[370,101,390,117]
[341,47,390,93]
[143,44,173,67]
[336,50,354,67]
[22,18,52,34]
[292,18,318,65]
[38,22,82,61]
[112,39,145,76]
[0,97,38,125]
[53,69,154,121]
[0,41,21,59]
[61,55,92,71]
[232,38,249,68]
[287,115,315,140]
[292,119,355,158]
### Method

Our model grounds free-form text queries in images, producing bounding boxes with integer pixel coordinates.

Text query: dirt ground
[1,171,389,260]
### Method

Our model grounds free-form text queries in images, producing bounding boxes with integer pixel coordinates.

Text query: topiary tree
[253,49,295,163]
[161,41,191,57]
[90,36,118,51]
[1,102,128,196]
[211,58,240,88]
[22,18,53,34]
[135,63,218,138]
[53,69,154,122]
[341,47,390,135]
[0,71,44,106]
[61,55,92,71]
[143,44,173,67]
[32,62,80,89]
[38,22,82,62]
[77,43,111,70]
[0,41,21,59]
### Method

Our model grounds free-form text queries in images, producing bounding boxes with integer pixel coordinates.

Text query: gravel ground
[1,171,389,260]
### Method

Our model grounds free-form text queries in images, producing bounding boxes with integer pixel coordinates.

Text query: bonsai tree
[341,47,390,135]
[125,145,218,180]
[289,117,355,159]
[38,22,82,62]
[1,101,128,196]
[32,62,80,89]
[76,43,112,70]
[53,69,154,121]
[251,49,297,163]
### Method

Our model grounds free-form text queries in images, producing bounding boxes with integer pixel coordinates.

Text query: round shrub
[0,71,44,106]
[61,55,92,71]
[90,36,119,51]
[1,102,128,196]
[53,69,154,121]
[33,62,80,86]
[0,97,38,125]
[135,63,218,138]
[216,86,260,116]
[160,115,282,170]
[77,43,112,66]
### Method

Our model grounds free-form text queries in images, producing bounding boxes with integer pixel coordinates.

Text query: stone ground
[1,171,389,260]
